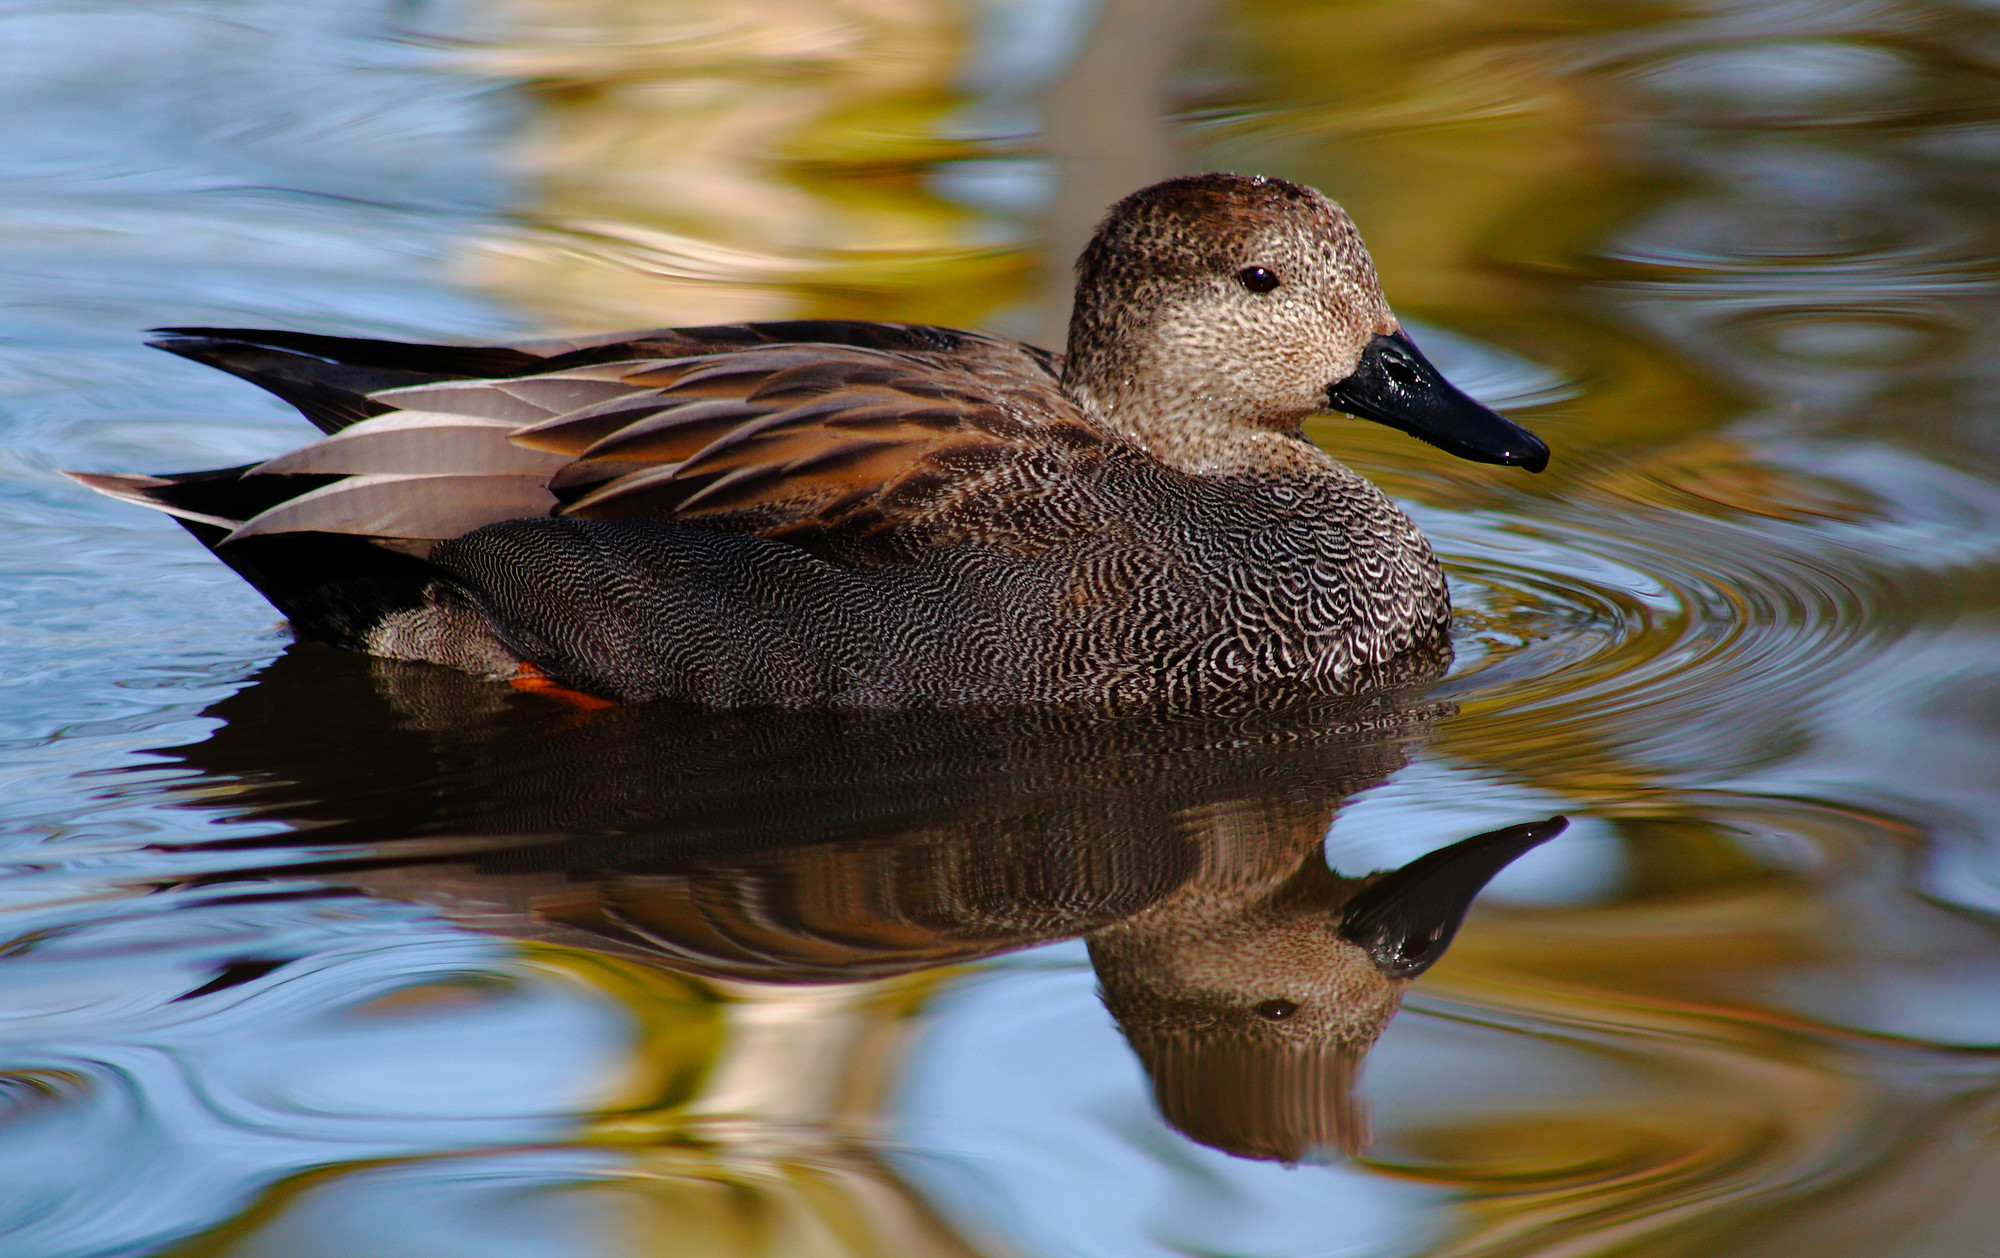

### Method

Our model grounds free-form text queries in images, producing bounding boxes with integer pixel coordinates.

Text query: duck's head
[1087,817,1565,1161]
[1063,173,1548,476]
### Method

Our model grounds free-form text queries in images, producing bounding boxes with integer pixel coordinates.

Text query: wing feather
[521,340,1105,540]
[374,373,650,423]
[83,323,1097,559]
[63,471,245,529]
[573,398,777,463]
[226,473,558,543]
[506,393,676,455]
[250,410,570,477]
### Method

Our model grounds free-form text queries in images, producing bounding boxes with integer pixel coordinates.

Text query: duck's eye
[1237,266,1281,294]
[1255,998,1299,1021]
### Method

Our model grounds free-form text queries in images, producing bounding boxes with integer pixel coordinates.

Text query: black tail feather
[147,329,549,435]
[191,528,442,651]
[150,327,547,379]
[76,464,441,650]
[141,465,346,523]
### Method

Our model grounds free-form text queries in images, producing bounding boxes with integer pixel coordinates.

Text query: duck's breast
[1079,465,1450,692]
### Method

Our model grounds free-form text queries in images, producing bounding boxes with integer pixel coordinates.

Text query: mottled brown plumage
[67,173,1548,707]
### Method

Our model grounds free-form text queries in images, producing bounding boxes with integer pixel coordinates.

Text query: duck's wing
[145,321,1064,432]
[115,324,1098,557]
[512,341,1104,546]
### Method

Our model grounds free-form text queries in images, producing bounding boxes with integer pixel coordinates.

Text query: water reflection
[9,0,2000,1252]
[168,645,1554,1166]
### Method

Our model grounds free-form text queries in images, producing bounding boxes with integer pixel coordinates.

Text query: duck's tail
[63,464,444,651]
[144,328,546,434]
[61,328,574,646]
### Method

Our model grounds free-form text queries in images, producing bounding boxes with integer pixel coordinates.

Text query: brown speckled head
[1084,814,1564,1160]
[1088,885,1411,1058]
[1063,173,1396,474]
[1086,875,1406,1162]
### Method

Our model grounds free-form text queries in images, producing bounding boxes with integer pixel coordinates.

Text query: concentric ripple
[0,883,642,1257]
[1427,436,2000,781]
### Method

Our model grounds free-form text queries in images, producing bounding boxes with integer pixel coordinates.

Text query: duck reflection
[174,642,1559,1163]
[1093,817,1560,1160]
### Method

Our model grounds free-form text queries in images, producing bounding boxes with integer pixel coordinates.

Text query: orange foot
[509,661,616,710]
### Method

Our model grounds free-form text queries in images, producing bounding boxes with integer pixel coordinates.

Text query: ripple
[1603,198,1989,286]
[1626,41,1915,125]
[0,1068,90,1127]
[0,886,641,1255]
[1735,308,1948,365]
[1369,985,2000,1257]
[1429,436,2000,779]
[1443,512,1884,771]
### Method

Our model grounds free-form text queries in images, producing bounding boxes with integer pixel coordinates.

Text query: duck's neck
[1064,376,1336,478]
[1058,308,1338,477]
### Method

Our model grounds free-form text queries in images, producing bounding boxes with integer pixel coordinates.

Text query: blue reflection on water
[0,14,569,1243]
[0,0,522,855]
[0,885,631,1257]
[897,943,1451,1258]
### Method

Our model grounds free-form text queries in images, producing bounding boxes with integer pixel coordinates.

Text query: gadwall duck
[70,173,1547,707]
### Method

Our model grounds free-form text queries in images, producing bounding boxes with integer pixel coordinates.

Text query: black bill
[1336,816,1568,979]
[1326,329,1549,472]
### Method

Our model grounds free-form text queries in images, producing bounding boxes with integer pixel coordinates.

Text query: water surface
[5,0,2000,1255]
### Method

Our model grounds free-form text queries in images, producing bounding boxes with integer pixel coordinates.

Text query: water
[4,0,2000,1254]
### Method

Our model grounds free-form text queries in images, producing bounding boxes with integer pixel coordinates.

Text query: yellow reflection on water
[449,0,1024,331]
[537,950,984,1258]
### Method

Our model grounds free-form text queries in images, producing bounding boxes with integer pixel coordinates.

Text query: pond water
[6,0,2000,1254]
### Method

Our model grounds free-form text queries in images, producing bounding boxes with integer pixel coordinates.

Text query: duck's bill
[1336,816,1568,979]
[1326,330,1549,473]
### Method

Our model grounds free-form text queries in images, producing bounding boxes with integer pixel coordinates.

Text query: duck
[68,173,1547,708]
